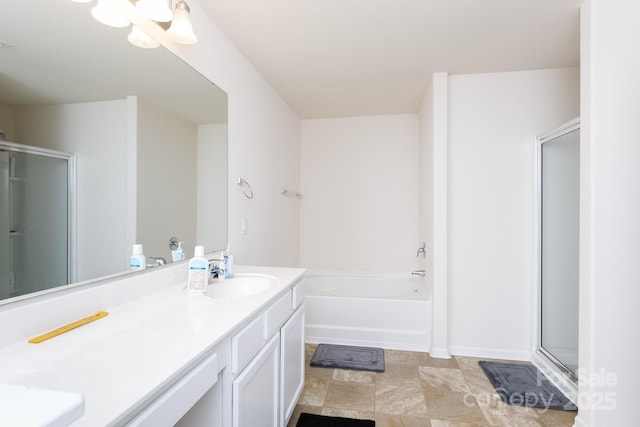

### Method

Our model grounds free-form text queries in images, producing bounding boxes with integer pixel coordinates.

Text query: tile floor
[287,344,577,427]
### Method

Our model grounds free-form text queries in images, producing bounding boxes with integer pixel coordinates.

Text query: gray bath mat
[310,344,385,372]
[296,413,375,426]
[479,361,577,411]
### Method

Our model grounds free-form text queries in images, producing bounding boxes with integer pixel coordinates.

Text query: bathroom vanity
[0,264,306,426]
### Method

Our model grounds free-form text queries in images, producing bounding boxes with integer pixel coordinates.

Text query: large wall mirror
[0,0,228,303]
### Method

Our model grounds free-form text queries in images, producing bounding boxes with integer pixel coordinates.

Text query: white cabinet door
[280,305,305,427]
[232,334,280,427]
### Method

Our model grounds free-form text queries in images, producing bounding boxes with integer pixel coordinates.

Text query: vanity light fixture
[91,0,131,28]
[135,0,173,23]
[166,0,197,44]
[73,0,198,48]
[128,25,160,48]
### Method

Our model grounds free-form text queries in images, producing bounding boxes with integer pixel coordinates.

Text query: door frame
[531,117,580,403]
[0,141,76,290]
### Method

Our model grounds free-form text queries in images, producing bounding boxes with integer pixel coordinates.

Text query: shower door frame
[0,141,77,296]
[532,118,580,401]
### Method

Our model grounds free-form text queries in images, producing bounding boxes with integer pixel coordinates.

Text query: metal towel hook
[237,177,254,199]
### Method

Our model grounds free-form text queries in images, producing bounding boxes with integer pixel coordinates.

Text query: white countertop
[0,384,84,427]
[0,265,306,426]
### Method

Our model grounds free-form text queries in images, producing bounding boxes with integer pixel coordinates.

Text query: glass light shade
[167,1,197,44]
[136,0,173,23]
[128,26,160,49]
[91,0,130,28]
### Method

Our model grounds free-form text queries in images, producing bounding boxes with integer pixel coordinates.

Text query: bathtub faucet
[411,270,426,277]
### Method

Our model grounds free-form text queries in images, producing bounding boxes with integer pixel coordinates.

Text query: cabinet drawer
[232,314,265,374]
[292,280,305,309]
[264,291,292,340]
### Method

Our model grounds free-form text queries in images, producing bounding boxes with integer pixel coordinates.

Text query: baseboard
[305,336,430,353]
[449,346,530,361]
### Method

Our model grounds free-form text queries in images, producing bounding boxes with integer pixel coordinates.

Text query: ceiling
[199,0,583,119]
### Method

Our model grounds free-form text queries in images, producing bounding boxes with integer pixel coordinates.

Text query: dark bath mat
[296,413,375,427]
[310,344,385,372]
[479,361,577,411]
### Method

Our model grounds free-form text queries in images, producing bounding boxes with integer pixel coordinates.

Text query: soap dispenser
[130,244,146,271]
[222,244,235,278]
[172,241,185,262]
[188,245,208,293]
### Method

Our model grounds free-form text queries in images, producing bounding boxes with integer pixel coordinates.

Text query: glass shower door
[0,151,11,298]
[0,143,73,300]
[539,126,580,375]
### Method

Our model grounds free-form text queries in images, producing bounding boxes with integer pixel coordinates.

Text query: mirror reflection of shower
[0,142,74,300]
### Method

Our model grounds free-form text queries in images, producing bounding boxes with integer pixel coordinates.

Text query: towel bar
[280,188,302,198]
[237,177,254,199]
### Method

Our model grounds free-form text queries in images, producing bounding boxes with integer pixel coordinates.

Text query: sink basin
[205,273,279,299]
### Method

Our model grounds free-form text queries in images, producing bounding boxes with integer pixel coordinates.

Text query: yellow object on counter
[28,311,109,344]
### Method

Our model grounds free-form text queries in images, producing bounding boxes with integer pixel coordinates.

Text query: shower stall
[536,119,580,379]
[0,141,75,300]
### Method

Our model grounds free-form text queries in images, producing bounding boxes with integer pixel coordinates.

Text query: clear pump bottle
[172,241,185,262]
[222,244,234,278]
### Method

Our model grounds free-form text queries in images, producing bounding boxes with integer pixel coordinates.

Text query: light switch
[241,218,248,235]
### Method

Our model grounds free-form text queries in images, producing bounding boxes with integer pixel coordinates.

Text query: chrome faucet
[416,242,426,258]
[209,258,226,281]
[149,257,167,267]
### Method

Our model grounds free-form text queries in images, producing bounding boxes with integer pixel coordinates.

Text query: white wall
[136,98,198,261]
[418,81,434,287]
[0,105,14,140]
[13,100,129,281]
[447,68,580,359]
[577,1,640,425]
[299,115,420,270]
[137,0,302,267]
